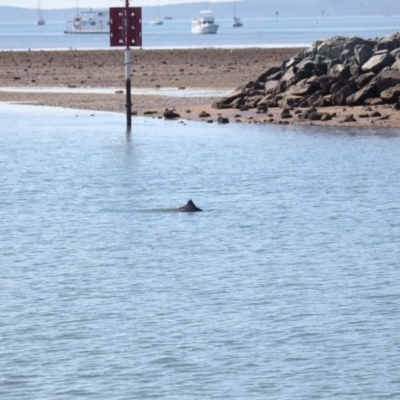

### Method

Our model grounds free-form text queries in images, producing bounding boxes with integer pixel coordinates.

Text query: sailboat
[150,0,163,25]
[36,0,45,25]
[231,0,242,27]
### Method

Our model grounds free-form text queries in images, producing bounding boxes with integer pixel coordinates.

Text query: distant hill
[0,1,399,22]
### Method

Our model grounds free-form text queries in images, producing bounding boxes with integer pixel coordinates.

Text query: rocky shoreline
[2,45,400,128]
[211,30,400,126]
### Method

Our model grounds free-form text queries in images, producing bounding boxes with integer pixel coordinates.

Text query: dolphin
[177,199,203,212]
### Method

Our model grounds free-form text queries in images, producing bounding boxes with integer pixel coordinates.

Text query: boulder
[380,84,400,103]
[354,45,373,66]
[346,84,377,106]
[317,36,347,59]
[299,91,326,108]
[265,80,281,95]
[199,111,211,118]
[375,38,400,52]
[335,85,357,106]
[362,53,395,73]
[390,48,400,59]
[217,116,229,124]
[354,72,376,88]
[164,111,180,119]
[278,96,303,108]
[373,69,400,93]
[391,60,400,70]
[330,79,349,95]
[258,67,281,82]
[329,64,351,80]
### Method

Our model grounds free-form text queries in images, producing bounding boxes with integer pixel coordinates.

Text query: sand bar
[1,48,400,128]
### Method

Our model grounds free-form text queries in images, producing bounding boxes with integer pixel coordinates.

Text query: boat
[150,18,163,25]
[150,0,163,25]
[231,0,243,27]
[191,11,219,34]
[64,9,110,34]
[163,16,173,20]
[231,17,243,28]
[36,0,45,25]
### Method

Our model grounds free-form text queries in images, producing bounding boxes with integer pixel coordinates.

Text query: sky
[1,0,233,8]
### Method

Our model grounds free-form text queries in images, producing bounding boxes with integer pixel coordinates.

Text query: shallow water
[0,86,231,98]
[1,103,400,399]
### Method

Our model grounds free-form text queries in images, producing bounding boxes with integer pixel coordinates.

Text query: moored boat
[191,11,219,34]
[231,0,243,27]
[64,9,109,34]
[36,0,45,25]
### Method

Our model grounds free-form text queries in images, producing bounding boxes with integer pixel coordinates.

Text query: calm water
[1,15,400,50]
[1,103,400,399]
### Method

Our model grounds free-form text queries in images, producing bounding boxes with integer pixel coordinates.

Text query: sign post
[110,2,142,128]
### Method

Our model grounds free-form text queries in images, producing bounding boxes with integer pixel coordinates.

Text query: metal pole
[125,0,132,128]
[125,48,132,127]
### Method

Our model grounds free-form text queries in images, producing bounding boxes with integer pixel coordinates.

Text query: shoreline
[1,48,400,128]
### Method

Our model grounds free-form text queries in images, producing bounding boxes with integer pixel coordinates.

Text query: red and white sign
[110,7,142,47]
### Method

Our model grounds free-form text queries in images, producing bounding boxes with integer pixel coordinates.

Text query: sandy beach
[1,48,400,128]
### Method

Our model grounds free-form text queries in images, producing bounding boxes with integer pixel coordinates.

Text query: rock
[391,60,400,70]
[265,80,281,95]
[359,114,370,118]
[390,48,400,59]
[354,45,373,66]
[380,84,400,103]
[317,36,347,59]
[373,69,400,93]
[211,101,231,110]
[199,111,211,118]
[362,53,395,73]
[330,79,349,95]
[335,85,357,106]
[346,84,377,106]
[343,114,357,122]
[258,66,281,82]
[376,38,400,52]
[320,113,332,121]
[230,97,245,109]
[285,82,314,97]
[308,111,322,120]
[371,111,382,117]
[279,96,303,108]
[217,116,229,124]
[299,91,326,108]
[329,64,351,80]
[393,102,400,110]
[164,111,180,119]
[354,72,376,88]
[240,105,250,111]
[364,98,384,106]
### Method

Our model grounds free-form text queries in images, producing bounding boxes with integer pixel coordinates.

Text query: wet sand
[1,48,400,128]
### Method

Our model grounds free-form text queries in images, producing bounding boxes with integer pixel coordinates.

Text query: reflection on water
[1,102,400,400]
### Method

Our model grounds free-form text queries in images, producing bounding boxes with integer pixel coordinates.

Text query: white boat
[231,0,242,27]
[150,0,163,25]
[150,18,163,25]
[64,9,109,34]
[191,11,219,34]
[36,0,45,25]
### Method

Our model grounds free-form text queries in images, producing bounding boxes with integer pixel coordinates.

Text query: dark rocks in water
[164,110,181,119]
[177,199,203,212]
[217,116,229,124]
